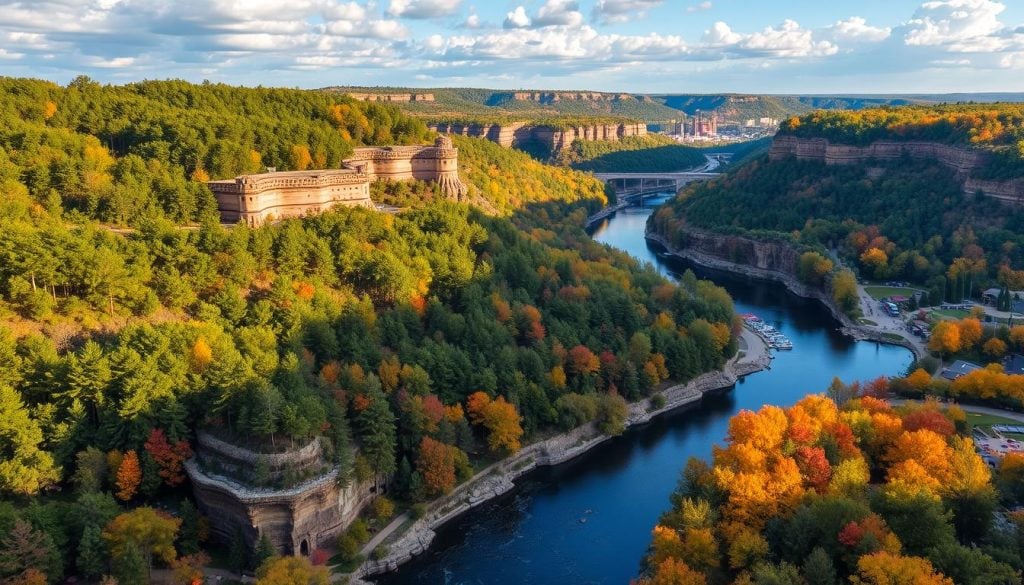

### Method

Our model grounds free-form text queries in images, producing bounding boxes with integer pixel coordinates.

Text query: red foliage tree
[901,410,956,438]
[417,437,456,497]
[795,446,832,491]
[143,428,193,487]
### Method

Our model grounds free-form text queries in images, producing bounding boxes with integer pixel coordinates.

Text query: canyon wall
[429,121,647,151]
[503,91,634,104]
[771,135,1024,204]
[347,92,435,102]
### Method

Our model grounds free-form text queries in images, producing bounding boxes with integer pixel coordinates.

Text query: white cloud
[686,2,712,14]
[503,6,531,29]
[702,21,742,46]
[702,20,836,58]
[387,0,462,19]
[592,0,664,24]
[462,13,481,29]
[904,0,1006,50]
[828,17,891,43]
[534,0,584,28]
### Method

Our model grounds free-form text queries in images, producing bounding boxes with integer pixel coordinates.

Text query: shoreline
[349,331,771,582]
[643,230,925,362]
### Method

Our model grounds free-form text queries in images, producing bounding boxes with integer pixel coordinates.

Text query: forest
[651,153,1024,307]
[0,77,737,584]
[555,135,707,173]
[638,392,1023,585]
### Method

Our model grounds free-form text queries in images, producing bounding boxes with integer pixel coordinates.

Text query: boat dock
[741,313,793,350]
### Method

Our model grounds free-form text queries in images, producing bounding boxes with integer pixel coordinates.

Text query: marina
[741,313,793,350]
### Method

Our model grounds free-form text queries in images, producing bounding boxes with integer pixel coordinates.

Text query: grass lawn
[864,286,919,300]
[931,309,970,320]
[966,411,1024,439]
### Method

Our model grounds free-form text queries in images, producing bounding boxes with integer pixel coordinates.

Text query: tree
[143,428,192,487]
[928,321,961,356]
[0,385,59,496]
[103,507,181,578]
[904,368,933,392]
[73,447,109,494]
[851,552,953,585]
[416,437,456,498]
[255,556,329,585]
[355,384,397,480]
[170,552,209,585]
[0,520,54,582]
[116,450,143,501]
[77,525,108,579]
[253,534,275,569]
[111,542,147,585]
[832,270,859,316]
[803,547,838,585]
[640,557,706,585]
[982,337,1007,359]
[956,318,983,350]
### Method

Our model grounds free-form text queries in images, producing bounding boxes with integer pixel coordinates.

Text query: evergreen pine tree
[111,542,146,585]
[355,383,397,480]
[139,452,161,499]
[177,500,201,555]
[252,534,275,570]
[77,525,107,579]
[803,547,838,585]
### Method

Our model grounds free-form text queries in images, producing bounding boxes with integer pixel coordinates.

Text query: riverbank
[645,230,925,361]
[347,331,771,583]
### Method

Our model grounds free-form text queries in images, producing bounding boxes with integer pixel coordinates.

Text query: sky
[1,0,1024,94]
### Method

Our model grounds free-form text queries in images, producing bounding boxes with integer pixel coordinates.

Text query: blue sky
[1,0,1023,93]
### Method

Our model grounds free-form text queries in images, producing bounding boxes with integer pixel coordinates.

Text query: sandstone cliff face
[770,135,1024,204]
[429,121,647,152]
[346,92,435,102]
[505,91,633,103]
[676,229,802,275]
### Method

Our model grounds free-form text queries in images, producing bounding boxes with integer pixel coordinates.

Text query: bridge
[592,171,719,199]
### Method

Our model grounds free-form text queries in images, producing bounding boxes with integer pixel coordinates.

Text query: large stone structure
[770,135,1024,205]
[429,121,646,152]
[208,136,466,226]
[185,432,378,555]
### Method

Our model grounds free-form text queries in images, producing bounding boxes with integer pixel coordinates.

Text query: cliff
[770,135,1024,204]
[429,121,647,152]
[503,91,635,104]
[346,92,435,102]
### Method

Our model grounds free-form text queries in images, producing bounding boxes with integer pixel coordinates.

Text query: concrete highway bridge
[592,171,719,199]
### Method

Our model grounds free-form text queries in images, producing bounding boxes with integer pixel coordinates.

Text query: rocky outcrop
[770,135,1024,204]
[346,92,435,102]
[505,91,635,104]
[430,121,647,152]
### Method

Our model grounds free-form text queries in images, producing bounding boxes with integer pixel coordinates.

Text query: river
[377,195,912,585]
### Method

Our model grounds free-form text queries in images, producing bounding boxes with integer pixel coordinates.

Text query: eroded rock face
[770,135,1024,204]
[679,229,801,274]
[186,432,378,555]
[429,122,647,152]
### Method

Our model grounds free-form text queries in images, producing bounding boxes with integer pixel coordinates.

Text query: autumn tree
[255,555,329,585]
[0,520,57,583]
[116,450,143,501]
[928,321,961,356]
[466,393,524,454]
[956,318,983,350]
[416,436,456,497]
[103,507,181,578]
[143,428,193,487]
[851,552,953,585]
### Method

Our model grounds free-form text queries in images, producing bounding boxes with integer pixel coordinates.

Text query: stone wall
[209,136,466,225]
[770,135,1024,204]
[429,121,647,152]
[186,437,378,556]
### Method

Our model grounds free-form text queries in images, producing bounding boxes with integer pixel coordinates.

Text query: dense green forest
[0,76,432,226]
[651,152,1024,305]
[0,77,737,583]
[555,135,706,173]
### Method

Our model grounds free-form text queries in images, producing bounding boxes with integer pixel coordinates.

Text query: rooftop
[940,359,982,380]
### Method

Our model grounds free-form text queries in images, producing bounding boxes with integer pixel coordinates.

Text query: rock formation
[185,432,377,555]
[770,135,1024,205]
[346,92,435,102]
[429,121,646,152]
[208,136,467,225]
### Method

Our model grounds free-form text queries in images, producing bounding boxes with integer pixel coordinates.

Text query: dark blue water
[377,196,912,585]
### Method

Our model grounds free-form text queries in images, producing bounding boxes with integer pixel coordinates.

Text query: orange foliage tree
[417,436,456,497]
[116,450,142,501]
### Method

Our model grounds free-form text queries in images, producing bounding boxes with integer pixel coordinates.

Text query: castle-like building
[208,136,467,226]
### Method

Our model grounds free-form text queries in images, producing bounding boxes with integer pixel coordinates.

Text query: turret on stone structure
[207,137,467,225]
[185,432,377,556]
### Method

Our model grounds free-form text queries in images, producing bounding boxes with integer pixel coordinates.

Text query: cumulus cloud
[904,0,1006,50]
[592,0,664,24]
[503,6,531,29]
[686,2,712,14]
[387,0,462,19]
[701,19,836,58]
[827,17,891,43]
[534,0,584,28]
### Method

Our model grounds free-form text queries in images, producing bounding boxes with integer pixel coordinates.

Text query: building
[940,360,982,381]
[689,110,718,138]
[1005,354,1024,375]
[208,136,467,226]
[185,432,378,555]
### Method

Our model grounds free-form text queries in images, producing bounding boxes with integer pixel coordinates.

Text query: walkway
[359,512,410,557]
